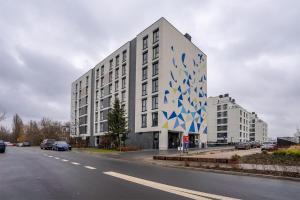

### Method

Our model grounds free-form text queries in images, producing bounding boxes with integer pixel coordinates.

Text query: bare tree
[0,111,6,122]
[12,114,24,143]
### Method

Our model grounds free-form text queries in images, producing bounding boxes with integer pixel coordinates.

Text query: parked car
[40,139,55,150]
[16,143,24,147]
[235,142,251,150]
[52,141,71,151]
[22,141,31,147]
[0,140,6,153]
[4,142,13,146]
[261,142,277,151]
[250,141,261,148]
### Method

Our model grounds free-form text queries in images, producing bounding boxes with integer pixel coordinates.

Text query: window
[143,36,148,49]
[116,55,119,66]
[101,65,104,76]
[109,84,112,94]
[122,78,126,89]
[217,132,227,138]
[101,77,104,87]
[152,78,158,93]
[115,93,119,100]
[153,45,159,59]
[153,29,159,43]
[96,69,99,79]
[115,81,119,92]
[86,76,89,85]
[223,104,227,110]
[96,80,99,89]
[142,98,147,112]
[152,95,158,110]
[121,91,125,102]
[152,112,158,127]
[100,111,104,121]
[100,123,104,132]
[152,62,158,76]
[109,96,112,106]
[142,67,148,80]
[143,51,148,65]
[217,105,221,111]
[142,83,147,96]
[141,114,147,128]
[122,50,127,62]
[100,89,104,97]
[109,72,113,82]
[100,100,104,109]
[122,64,126,75]
[79,81,82,89]
[223,111,227,117]
[109,59,113,70]
[115,68,119,79]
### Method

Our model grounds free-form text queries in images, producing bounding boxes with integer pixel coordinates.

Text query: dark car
[250,141,261,148]
[235,142,251,150]
[40,139,55,150]
[0,140,6,153]
[23,141,31,147]
[52,141,71,151]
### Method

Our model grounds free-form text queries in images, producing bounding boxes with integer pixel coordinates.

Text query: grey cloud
[0,0,299,137]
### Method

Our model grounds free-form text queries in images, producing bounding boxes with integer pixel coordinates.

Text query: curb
[148,161,300,182]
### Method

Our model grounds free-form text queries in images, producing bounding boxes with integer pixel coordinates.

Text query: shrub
[231,154,241,161]
[262,150,268,155]
[273,149,300,157]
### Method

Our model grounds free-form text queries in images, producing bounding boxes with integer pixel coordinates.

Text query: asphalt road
[0,147,299,200]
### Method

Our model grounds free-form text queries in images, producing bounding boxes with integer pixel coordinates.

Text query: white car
[4,142,13,146]
[261,142,277,151]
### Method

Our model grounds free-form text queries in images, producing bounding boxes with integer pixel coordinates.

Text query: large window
[143,36,148,49]
[141,114,147,128]
[152,78,158,93]
[143,51,148,65]
[122,64,126,75]
[109,72,113,83]
[122,78,126,89]
[142,83,147,96]
[115,81,119,92]
[153,29,159,43]
[153,45,159,59]
[152,112,158,127]
[101,77,104,87]
[115,68,119,79]
[142,98,147,112]
[109,59,113,70]
[142,67,148,80]
[152,62,158,76]
[121,91,125,102]
[152,95,158,110]
[109,84,112,94]
[96,69,99,79]
[122,50,127,62]
[116,55,119,66]
[100,66,104,76]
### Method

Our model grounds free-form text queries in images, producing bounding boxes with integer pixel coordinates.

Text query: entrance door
[168,132,180,149]
[153,132,159,149]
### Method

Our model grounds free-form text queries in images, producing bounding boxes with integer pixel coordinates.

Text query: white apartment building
[71,17,208,150]
[249,112,268,143]
[208,94,251,143]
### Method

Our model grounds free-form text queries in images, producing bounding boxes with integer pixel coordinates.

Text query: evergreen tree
[107,98,128,148]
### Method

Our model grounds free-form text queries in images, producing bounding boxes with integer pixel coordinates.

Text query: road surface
[0,147,299,200]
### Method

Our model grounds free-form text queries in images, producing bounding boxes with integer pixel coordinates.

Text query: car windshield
[57,141,67,145]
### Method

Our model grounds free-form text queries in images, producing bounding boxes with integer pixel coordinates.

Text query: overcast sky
[0,0,299,137]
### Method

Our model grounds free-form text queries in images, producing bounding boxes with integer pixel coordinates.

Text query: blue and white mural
[162,45,207,136]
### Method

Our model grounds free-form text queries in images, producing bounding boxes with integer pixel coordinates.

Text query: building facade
[207,94,251,143]
[249,112,268,143]
[207,94,268,144]
[70,18,208,150]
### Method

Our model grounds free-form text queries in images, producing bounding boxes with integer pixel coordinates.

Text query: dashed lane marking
[71,162,80,165]
[61,159,69,162]
[54,157,60,160]
[84,166,96,170]
[48,155,53,158]
[103,171,240,200]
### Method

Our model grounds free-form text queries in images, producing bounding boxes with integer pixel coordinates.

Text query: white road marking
[103,171,240,200]
[61,159,69,162]
[84,166,96,170]
[48,155,53,158]
[54,157,60,160]
[71,162,80,165]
